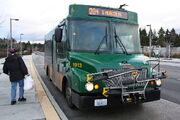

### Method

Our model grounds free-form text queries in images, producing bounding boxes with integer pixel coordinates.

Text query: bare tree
[0,15,5,26]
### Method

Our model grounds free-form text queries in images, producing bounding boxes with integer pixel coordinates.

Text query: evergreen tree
[157,27,165,47]
[165,29,170,44]
[151,29,158,45]
[139,28,149,46]
[170,28,176,45]
[174,34,180,47]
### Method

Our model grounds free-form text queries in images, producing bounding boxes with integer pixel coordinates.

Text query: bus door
[52,34,57,84]
[54,24,67,90]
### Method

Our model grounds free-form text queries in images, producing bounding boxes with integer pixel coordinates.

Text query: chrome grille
[104,68,147,88]
[136,69,147,81]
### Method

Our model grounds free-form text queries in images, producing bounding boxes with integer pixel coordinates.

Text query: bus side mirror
[55,28,63,42]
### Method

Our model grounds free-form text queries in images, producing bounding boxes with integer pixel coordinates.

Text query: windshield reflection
[69,20,141,54]
[112,22,141,54]
[70,20,110,52]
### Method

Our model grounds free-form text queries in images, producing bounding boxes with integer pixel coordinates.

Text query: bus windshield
[69,20,110,52]
[112,22,141,54]
[69,19,141,54]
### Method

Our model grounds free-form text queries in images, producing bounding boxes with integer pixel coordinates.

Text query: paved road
[160,65,180,104]
[33,53,180,120]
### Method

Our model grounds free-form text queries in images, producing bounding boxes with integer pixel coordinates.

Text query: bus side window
[56,26,66,58]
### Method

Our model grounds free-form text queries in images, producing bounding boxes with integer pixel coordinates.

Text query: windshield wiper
[114,27,128,54]
[95,27,108,54]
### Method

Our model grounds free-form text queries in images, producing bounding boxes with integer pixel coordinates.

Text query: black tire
[46,67,52,81]
[46,67,49,76]
[65,80,74,108]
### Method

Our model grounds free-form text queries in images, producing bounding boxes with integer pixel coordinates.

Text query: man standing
[3,48,28,105]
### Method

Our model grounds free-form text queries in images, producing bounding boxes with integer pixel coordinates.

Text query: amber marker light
[94,84,99,90]
[150,81,155,85]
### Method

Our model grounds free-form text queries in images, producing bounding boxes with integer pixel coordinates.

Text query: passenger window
[56,26,66,58]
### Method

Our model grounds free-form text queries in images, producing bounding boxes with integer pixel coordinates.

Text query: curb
[32,55,68,120]
[150,58,180,64]
[30,56,60,120]
[160,60,180,64]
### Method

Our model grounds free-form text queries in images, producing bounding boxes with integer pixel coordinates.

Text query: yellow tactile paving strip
[29,56,61,120]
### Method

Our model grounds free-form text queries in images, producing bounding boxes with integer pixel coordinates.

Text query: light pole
[147,24,152,59]
[10,18,19,49]
[20,33,24,55]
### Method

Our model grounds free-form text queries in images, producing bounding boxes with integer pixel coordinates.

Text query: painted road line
[31,55,68,120]
[29,56,61,120]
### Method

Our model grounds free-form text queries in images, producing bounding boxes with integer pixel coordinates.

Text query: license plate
[94,99,107,106]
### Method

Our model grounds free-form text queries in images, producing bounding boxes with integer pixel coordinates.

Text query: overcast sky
[0,0,180,43]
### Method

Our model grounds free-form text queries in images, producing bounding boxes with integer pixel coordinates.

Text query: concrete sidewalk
[160,58,180,63]
[149,58,180,67]
[149,57,180,63]
[0,55,58,120]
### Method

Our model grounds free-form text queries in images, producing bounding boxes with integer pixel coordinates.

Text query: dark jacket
[3,54,28,82]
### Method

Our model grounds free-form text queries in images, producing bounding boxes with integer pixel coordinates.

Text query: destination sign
[88,7,128,19]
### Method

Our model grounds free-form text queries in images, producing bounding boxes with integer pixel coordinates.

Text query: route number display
[88,7,128,19]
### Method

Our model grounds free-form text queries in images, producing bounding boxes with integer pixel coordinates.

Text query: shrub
[172,53,180,58]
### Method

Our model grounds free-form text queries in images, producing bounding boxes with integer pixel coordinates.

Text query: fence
[142,46,180,58]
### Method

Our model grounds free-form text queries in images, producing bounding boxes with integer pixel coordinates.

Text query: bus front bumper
[71,89,160,110]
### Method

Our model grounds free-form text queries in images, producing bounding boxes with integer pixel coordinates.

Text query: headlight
[85,83,94,91]
[155,79,161,86]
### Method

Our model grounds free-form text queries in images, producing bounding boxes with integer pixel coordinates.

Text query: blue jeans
[11,80,24,101]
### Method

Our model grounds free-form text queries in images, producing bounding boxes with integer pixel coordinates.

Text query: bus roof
[68,4,138,25]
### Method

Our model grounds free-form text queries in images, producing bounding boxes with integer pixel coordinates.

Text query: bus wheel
[65,80,74,108]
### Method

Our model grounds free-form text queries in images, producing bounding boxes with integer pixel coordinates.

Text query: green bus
[44,4,166,109]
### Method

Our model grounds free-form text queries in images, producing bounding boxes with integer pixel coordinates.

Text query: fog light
[94,84,99,90]
[127,98,133,102]
[85,83,94,91]
[155,79,161,86]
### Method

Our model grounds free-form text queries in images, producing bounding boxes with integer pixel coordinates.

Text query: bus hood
[69,52,149,73]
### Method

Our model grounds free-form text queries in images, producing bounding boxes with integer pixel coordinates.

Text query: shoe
[18,97,26,102]
[11,101,16,105]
